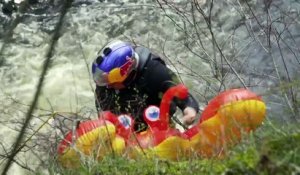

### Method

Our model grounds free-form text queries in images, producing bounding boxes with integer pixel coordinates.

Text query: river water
[0,0,299,174]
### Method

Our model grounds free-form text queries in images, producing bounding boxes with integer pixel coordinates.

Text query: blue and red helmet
[92,40,137,86]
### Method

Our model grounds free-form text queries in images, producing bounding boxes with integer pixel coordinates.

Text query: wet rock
[1,0,17,16]
[28,0,38,5]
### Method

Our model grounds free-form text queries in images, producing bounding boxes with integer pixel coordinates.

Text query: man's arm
[143,58,199,125]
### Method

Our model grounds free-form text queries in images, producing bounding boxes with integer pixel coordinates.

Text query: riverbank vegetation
[43,120,300,175]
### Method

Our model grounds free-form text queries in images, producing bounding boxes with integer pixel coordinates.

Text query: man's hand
[182,107,197,126]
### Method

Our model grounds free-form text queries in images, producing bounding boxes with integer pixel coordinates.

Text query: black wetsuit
[95,46,199,131]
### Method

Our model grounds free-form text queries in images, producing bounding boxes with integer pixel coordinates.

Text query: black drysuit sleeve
[141,58,199,113]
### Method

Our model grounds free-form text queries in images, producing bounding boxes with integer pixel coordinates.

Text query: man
[92,40,199,131]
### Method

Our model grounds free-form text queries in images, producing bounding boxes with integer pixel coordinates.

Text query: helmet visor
[93,66,109,86]
[93,58,135,86]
